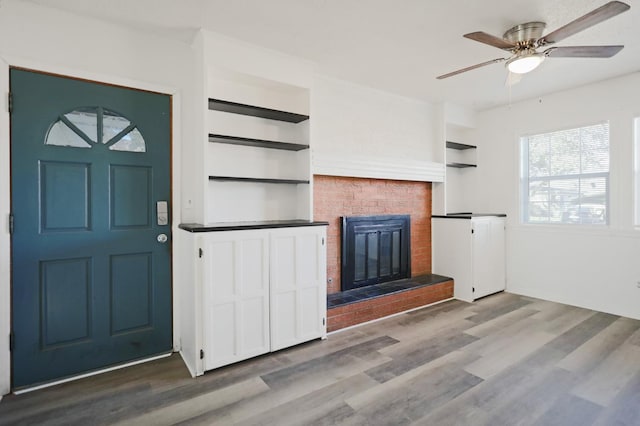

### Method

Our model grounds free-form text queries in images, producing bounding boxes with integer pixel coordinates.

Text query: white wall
[469,72,640,320]
[0,0,199,394]
[311,76,442,182]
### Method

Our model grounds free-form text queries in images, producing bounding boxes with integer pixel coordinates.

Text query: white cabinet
[270,228,327,351]
[201,230,271,370]
[199,225,326,371]
[432,216,505,302]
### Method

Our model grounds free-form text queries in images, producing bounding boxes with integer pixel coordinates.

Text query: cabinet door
[472,218,505,299]
[202,230,270,370]
[270,227,327,351]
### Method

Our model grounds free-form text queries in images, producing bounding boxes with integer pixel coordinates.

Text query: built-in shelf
[209,176,310,185]
[208,98,309,123]
[446,162,477,168]
[208,133,309,151]
[446,141,477,150]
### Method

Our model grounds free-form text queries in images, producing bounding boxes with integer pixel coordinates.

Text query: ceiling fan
[436,1,630,80]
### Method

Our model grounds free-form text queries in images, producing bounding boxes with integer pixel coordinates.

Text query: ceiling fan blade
[464,32,515,50]
[545,45,624,58]
[436,58,507,79]
[540,1,630,45]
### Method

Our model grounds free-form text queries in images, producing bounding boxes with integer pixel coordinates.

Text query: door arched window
[45,107,146,152]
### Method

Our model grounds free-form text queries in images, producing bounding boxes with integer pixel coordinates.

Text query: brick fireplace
[313,175,453,331]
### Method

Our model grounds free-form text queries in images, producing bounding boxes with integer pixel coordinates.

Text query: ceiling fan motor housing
[503,21,546,46]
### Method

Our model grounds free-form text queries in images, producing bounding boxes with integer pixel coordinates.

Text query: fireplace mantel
[312,152,444,182]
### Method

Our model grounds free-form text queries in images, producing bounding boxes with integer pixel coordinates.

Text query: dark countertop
[432,213,507,219]
[179,220,329,232]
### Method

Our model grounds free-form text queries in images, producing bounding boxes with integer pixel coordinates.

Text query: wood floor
[1,292,639,425]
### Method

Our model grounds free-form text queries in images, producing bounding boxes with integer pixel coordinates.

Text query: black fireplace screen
[341,215,410,291]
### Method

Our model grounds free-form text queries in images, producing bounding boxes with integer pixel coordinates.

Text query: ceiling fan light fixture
[506,53,545,74]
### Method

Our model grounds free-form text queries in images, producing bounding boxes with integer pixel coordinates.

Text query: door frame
[0,57,183,395]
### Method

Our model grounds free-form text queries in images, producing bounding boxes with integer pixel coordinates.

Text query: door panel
[110,165,152,229]
[270,227,326,352]
[40,161,91,231]
[41,257,92,347]
[203,231,270,370]
[11,69,172,388]
[110,252,153,334]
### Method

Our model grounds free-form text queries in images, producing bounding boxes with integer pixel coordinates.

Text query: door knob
[157,233,168,243]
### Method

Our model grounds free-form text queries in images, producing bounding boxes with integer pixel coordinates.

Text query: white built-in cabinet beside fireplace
[202,226,327,370]
[432,215,506,302]
[182,224,327,371]
[177,60,327,374]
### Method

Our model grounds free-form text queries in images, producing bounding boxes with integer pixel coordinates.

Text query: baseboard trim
[13,352,173,395]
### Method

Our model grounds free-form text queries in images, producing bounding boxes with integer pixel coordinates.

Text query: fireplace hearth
[341,214,410,291]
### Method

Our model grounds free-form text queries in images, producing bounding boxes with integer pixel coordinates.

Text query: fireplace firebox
[341,215,410,291]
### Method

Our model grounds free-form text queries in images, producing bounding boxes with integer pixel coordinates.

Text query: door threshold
[13,352,173,395]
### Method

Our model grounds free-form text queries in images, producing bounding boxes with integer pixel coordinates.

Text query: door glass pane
[392,231,400,274]
[45,120,92,148]
[109,128,146,152]
[103,109,131,143]
[64,108,98,143]
[379,231,391,277]
[354,233,366,281]
[367,232,378,280]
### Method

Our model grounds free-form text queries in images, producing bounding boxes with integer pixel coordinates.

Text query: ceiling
[25,0,640,110]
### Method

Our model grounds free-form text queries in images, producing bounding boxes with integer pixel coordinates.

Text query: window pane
[64,108,98,143]
[103,109,131,143]
[109,128,146,152]
[522,122,609,225]
[45,120,92,148]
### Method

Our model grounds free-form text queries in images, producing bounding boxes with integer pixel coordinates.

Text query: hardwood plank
[464,296,533,323]
[545,312,619,355]
[261,336,398,390]
[365,333,478,383]
[532,394,602,426]
[463,307,539,338]
[592,370,640,426]
[483,368,582,425]
[358,368,482,424]
[557,317,640,374]
[347,350,479,410]
[571,340,640,406]
[113,377,269,426]
[238,374,378,426]
[464,330,556,379]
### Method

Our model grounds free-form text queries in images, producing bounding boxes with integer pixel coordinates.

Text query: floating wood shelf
[446,141,477,150]
[208,134,309,151]
[208,98,309,123]
[209,176,310,184]
[446,163,477,169]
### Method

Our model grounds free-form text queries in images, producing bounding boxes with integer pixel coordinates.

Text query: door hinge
[322,237,325,246]
[471,229,474,234]
[8,92,12,114]
[322,317,326,326]
[472,287,475,293]
[199,349,204,360]
[9,332,14,352]
[198,248,203,258]
[9,213,14,235]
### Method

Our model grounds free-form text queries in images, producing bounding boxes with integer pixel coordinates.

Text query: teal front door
[10,69,172,389]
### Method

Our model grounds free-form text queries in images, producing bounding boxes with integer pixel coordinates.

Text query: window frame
[520,121,611,227]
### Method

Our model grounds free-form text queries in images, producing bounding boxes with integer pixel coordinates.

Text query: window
[45,107,146,152]
[521,122,609,225]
